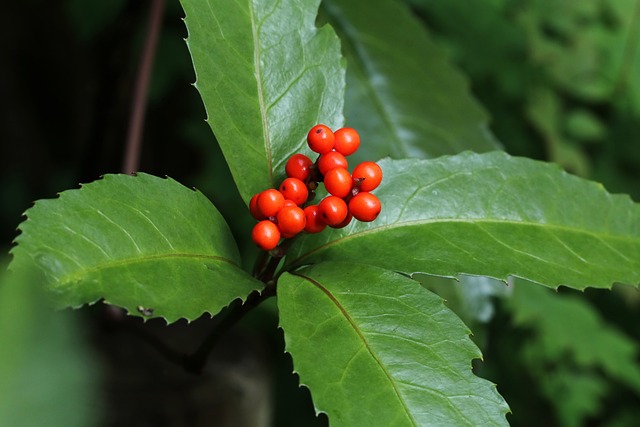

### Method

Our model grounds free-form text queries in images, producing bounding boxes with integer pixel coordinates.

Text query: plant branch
[124,320,184,368]
[123,0,165,174]
[183,285,276,375]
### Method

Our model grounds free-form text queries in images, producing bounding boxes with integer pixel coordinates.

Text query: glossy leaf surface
[11,173,262,323]
[181,0,345,203]
[287,152,640,290]
[278,262,509,426]
[323,0,500,163]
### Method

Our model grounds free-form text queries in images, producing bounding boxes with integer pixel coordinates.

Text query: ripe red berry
[318,196,348,226]
[352,161,383,192]
[303,205,326,233]
[279,177,309,206]
[276,205,306,237]
[286,153,314,181]
[323,167,353,198]
[257,189,285,218]
[249,193,266,220]
[307,124,335,154]
[349,192,381,222]
[252,220,281,251]
[331,211,353,229]
[333,127,360,156]
[317,151,348,176]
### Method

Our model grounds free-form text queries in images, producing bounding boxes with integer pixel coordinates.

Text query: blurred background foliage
[1,0,639,426]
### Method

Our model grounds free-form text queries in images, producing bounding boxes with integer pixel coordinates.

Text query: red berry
[252,220,281,251]
[249,193,266,220]
[317,151,348,176]
[352,161,383,192]
[276,205,306,237]
[307,124,335,154]
[282,199,297,208]
[349,192,381,222]
[331,212,353,229]
[257,189,285,218]
[286,153,313,181]
[323,168,353,198]
[333,127,360,156]
[318,196,348,226]
[303,205,326,233]
[279,177,309,206]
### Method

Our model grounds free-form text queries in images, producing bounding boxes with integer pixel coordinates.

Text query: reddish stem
[123,0,165,174]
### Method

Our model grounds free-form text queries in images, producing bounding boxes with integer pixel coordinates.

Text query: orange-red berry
[279,177,309,206]
[352,161,383,192]
[249,193,266,220]
[349,192,381,222]
[276,205,306,237]
[303,205,326,233]
[307,124,335,154]
[333,127,360,156]
[257,189,285,218]
[323,167,353,198]
[252,220,281,251]
[317,151,348,176]
[318,196,348,226]
[286,153,314,181]
[331,212,353,229]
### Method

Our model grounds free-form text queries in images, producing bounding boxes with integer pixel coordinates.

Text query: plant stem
[183,284,276,375]
[123,0,165,174]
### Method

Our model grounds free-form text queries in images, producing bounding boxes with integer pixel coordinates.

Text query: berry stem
[252,248,270,278]
[260,237,296,283]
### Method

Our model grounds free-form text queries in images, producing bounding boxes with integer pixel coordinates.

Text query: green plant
[4,0,640,425]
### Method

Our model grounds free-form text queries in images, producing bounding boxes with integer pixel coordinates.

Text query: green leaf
[0,269,99,427]
[10,173,262,323]
[286,152,640,290]
[180,0,345,203]
[278,262,509,426]
[322,0,500,163]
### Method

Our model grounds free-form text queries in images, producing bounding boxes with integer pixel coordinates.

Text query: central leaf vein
[249,0,273,187]
[295,272,420,427]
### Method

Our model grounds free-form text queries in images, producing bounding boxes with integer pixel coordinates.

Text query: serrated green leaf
[323,0,500,163]
[10,173,262,323]
[286,151,640,290]
[278,262,509,426]
[180,0,345,203]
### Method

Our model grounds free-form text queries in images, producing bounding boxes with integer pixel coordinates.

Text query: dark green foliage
[2,0,640,425]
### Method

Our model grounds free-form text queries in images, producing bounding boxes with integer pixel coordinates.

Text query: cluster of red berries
[250,124,383,251]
